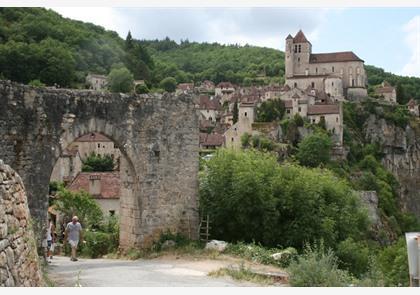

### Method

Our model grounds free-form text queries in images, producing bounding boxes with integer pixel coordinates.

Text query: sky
[51,7,420,77]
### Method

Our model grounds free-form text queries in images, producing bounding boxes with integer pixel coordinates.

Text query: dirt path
[46,255,263,287]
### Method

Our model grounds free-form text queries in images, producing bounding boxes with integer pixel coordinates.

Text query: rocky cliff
[364,115,420,217]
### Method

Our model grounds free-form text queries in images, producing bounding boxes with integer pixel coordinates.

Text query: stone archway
[0,80,200,249]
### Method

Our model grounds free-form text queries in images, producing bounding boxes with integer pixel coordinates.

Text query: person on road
[46,218,56,261]
[64,216,83,262]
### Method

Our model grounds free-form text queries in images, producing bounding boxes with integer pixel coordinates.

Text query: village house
[224,101,256,149]
[198,80,215,93]
[176,82,194,94]
[215,82,236,104]
[374,81,397,103]
[284,30,367,100]
[198,95,222,122]
[407,99,419,116]
[68,172,121,216]
[199,133,225,149]
[306,104,343,144]
[86,73,108,91]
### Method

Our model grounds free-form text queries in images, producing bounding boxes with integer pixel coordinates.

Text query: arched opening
[48,121,139,252]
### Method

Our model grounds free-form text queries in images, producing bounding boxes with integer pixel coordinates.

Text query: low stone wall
[0,160,44,287]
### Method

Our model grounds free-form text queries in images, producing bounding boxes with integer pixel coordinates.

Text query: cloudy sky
[52,7,420,77]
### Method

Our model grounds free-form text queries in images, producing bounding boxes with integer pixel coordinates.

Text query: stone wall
[0,80,199,249]
[0,160,44,287]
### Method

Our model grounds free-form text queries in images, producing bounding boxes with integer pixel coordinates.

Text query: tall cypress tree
[233,101,239,124]
[125,31,133,50]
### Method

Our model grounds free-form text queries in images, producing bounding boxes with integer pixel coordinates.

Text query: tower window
[298,45,301,53]
[231,137,234,142]
[244,112,247,117]
[332,66,335,72]
[332,82,334,86]
[311,82,315,88]
[316,68,318,74]
[298,107,301,112]
[294,82,297,88]
[298,57,300,62]
[294,45,298,53]
[97,143,100,148]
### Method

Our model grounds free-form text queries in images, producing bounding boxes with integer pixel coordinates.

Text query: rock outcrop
[0,160,44,287]
[365,115,420,217]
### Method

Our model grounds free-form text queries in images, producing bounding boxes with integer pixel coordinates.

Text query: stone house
[86,73,108,91]
[68,172,121,216]
[68,132,120,163]
[307,103,343,144]
[199,133,224,149]
[285,30,367,100]
[176,83,194,94]
[224,101,256,149]
[215,82,236,104]
[407,99,419,116]
[198,80,215,93]
[199,95,221,122]
[374,81,397,103]
[50,147,82,185]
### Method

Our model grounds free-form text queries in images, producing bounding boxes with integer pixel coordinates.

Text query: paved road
[47,256,259,287]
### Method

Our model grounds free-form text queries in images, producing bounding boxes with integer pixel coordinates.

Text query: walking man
[64,216,83,261]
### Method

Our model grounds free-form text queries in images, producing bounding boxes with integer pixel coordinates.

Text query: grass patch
[209,264,275,286]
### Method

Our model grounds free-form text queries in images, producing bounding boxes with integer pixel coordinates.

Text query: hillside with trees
[1,7,420,101]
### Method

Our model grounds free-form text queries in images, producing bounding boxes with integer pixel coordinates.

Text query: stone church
[285,30,367,100]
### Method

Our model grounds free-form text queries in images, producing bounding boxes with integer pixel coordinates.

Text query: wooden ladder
[199,214,211,243]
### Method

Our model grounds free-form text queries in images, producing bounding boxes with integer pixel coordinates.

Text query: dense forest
[1,7,420,102]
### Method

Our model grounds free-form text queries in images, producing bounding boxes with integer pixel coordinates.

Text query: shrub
[82,152,115,172]
[241,132,251,148]
[336,238,370,277]
[29,79,45,87]
[160,77,177,92]
[288,243,355,287]
[296,132,332,167]
[81,230,118,258]
[107,66,134,93]
[135,83,149,94]
[377,237,409,286]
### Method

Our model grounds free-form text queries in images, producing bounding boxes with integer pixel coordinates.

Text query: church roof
[309,52,364,63]
[286,34,293,40]
[293,30,311,44]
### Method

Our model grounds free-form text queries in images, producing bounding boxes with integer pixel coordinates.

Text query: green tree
[297,132,332,167]
[160,77,177,92]
[55,188,103,229]
[82,152,115,172]
[232,101,239,124]
[135,83,149,94]
[255,99,285,122]
[396,82,406,105]
[107,66,134,93]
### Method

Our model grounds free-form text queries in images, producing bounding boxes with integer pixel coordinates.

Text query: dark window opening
[294,83,297,88]
[298,107,301,112]
[332,66,335,72]
[298,45,301,53]
[311,82,315,88]
[97,143,100,148]
[244,112,247,117]
[109,210,115,216]
[298,57,300,62]
[316,68,318,74]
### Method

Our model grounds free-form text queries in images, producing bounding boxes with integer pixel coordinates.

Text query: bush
[377,237,409,286]
[82,152,115,172]
[336,238,370,277]
[107,66,134,93]
[81,230,118,258]
[255,99,285,122]
[296,132,332,167]
[288,243,355,287]
[28,79,45,87]
[200,149,369,249]
[160,77,177,92]
[135,83,149,94]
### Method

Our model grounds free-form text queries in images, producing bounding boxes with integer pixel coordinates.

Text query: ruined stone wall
[0,160,44,287]
[364,115,420,217]
[0,80,199,249]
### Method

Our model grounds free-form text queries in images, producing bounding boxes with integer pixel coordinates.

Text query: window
[332,82,334,86]
[332,66,335,72]
[311,82,315,88]
[109,210,115,216]
[294,45,298,53]
[298,45,301,53]
[316,68,318,74]
[244,112,247,117]
[352,79,355,86]
[97,143,100,148]
[298,107,301,112]
[336,117,339,122]
[298,57,300,62]
[294,82,297,88]
[231,137,234,142]
[287,109,291,114]
[312,119,316,123]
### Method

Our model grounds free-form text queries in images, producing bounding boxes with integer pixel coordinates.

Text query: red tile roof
[199,95,221,110]
[284,100,293,108]
[75,132,112,142]
[307,104,340,115]
[68,172,120,199]
[217,82,235,89]
[309,52,363,63]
